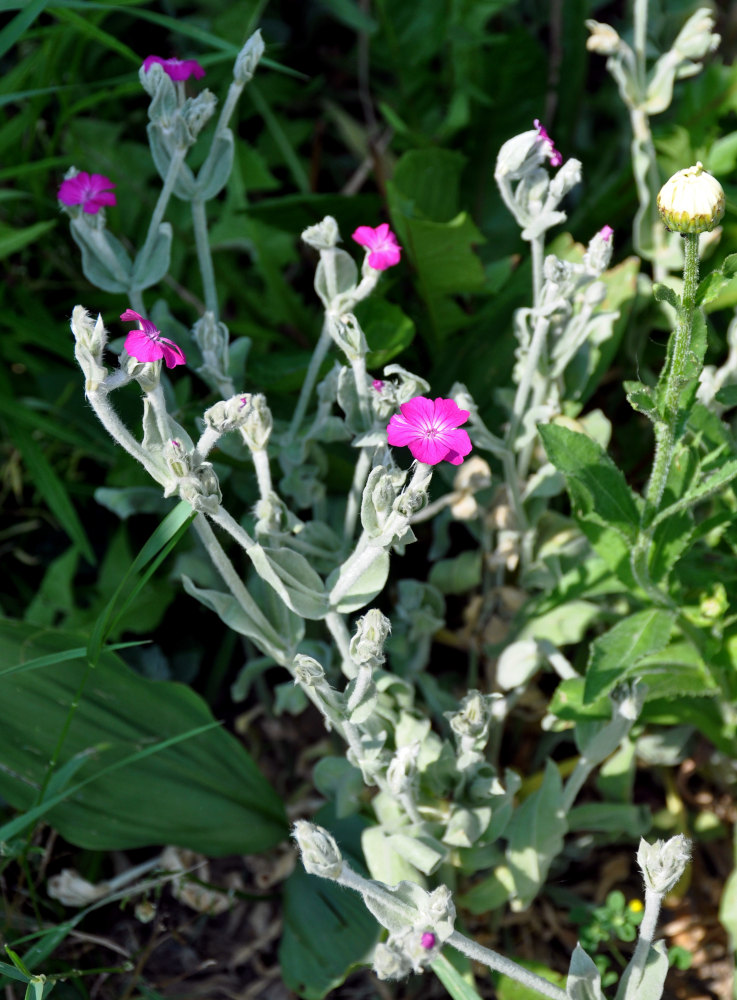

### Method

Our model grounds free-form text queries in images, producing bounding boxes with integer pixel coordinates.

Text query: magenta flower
[421,932,436,950]
[387,396,472,466]
[352,224,402,270]
[534,119,563,168]
[372,379,385,392]
[143,55,205,82]
[58,172,116,215]
[120,309,186,368]
[599,224,614,242]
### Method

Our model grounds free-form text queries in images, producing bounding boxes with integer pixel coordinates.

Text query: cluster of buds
[164,438,222,514]
[446,690,501,769]
[637,835,691,896]
[70,306,108,392]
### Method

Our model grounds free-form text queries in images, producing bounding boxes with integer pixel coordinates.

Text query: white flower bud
[393,486,428,519]
[70,306,107,356]
[292,821,343,879]
[48,869,109,906]
[657,162,725,234]
[447,689,495,742]
[373,940,413,981]
[234,29,265,86]
[386,741,420,797]
[240,394,273,450]
[350,609,391,665]
[302,215,341,250]
[672,8,719,62]
[293,654,325,686]
[330,312,368,361]
[585,19,622,55]
[637,835,691,895]
[583,225,614,275]
[181,90,217,139]
[204,394,251,434]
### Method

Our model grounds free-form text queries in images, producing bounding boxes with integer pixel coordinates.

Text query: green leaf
[429,550,482,594]
[567,944,605,1000]
[0,220,56,258]
[329,549,390,614]
[248,544,329,619]
[316,0,377,33]
[715,384,737,409]
[0,618,287,854]
[280,809,379,999]
[355,297,416,368]
[0,0,49,61]
[567,803,651,837]
[538,424,641,542]
[614,940,668,1000]
[505,759,567,908]
[432,954,484,1000]
[652,282,679,310]
[8,420,96,565]
[624,380,659,423]
[584,609,675,704]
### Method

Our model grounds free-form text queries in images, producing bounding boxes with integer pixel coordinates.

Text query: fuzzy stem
[208,505,256,552]
[325,610,355,679]
[343,449,372,542]
[145,384,172,444]
[86,388,161,481]
[530,233,545,310]
[287,321,332,443]
[136,145,187,277]
[447,932,568,1000]
[191,198,219,319]
[624,886,663,992]
[252,448,272,500]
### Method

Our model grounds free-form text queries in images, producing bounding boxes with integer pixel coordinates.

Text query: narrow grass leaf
[0,0,49,61]
[9,421,96,565]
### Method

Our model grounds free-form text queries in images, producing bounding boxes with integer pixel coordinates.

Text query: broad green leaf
[614,940,668,1000]
[538,424,641,541]
[281,809,379,999]
[182,576,294,663]
[248,544,329,619]
[628,641,719,700]
[456,868,511,914]
[329,549,390,614]
[715,384,737,409]
[567,803,651,837]
[361,825,425,885]
[567,944,605,1000]
[355,297,416,368]
[0,618,287,854]
[584,609,675,704]
[505,759,567,908]
[429,550,482,594]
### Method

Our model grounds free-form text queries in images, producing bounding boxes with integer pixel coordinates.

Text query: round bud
[657,162,725,234]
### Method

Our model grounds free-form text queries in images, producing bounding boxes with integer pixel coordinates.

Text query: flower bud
[166,438,192,479]
[181,90,217,139]
[71,308,108,392]
[386,741,420,797]
[234,29,265,86]
[584,225,614,275]
[178,462,222,515]
[204,394,251,434]
[447,690,496,744]
[585,19,622,55]
[350,609,391,666]
[330,312,367,361]
[240,394,273,450]
[302,215,341,251]
[48,869,108,906]
[373,941,413,981]
[293,654,325,686]
[657,162,725,234]
[393,486,428,519]
[637,835,691,895]
[292,821,343,879]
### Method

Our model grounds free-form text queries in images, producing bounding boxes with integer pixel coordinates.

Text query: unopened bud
[386,742,420,797]
[330,313,367,361]
[71,306,107,356]
[447,690,495,743]
[302,215,341,251]
[585,19,622,55]
[181,90,217,139]
[393,486,428,519]
[204,394,251,434]
[637,835,691,895]
[657,163,725,234]
[292,821,343,879]
[293,654,325,686]
[373,941,413,981]
[350,609,391,665]
[234,29,265,86]
[240,394,273,450]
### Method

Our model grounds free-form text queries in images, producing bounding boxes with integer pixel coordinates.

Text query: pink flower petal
[387,413,421,447]
[352,225,380,249]
[442,429,472,465]
[433,397,470,429]
[58,171,116,214]
[368,246,402,270]
[143,55,205,81]
[125,328,163,363]
[409,434,453,465]
[159,338,187,368]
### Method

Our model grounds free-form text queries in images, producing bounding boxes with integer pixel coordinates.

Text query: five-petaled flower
[58,172,116,215]
[387,396,472,466]
[120,309,186,368]
[143,55,205,81]
[533,119,563,167]
[352,224,402,271]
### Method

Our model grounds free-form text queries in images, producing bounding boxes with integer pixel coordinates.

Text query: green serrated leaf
[653,282,679,310]
[584,609,675,704]
[539,424,641,541]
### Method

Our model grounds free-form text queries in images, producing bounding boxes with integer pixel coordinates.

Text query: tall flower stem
[191,198,219,319]
[137,145,187,275]
[286,321,332,444]
[632,232,700,593]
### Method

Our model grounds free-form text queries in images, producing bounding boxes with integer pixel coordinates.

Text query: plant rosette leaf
[0,618,287,854]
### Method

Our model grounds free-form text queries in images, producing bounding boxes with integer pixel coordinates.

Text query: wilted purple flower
[534,119,563,167]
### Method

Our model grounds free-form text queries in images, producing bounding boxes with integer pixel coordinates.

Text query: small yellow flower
[657,162,725,234]
[628,898,644,913]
